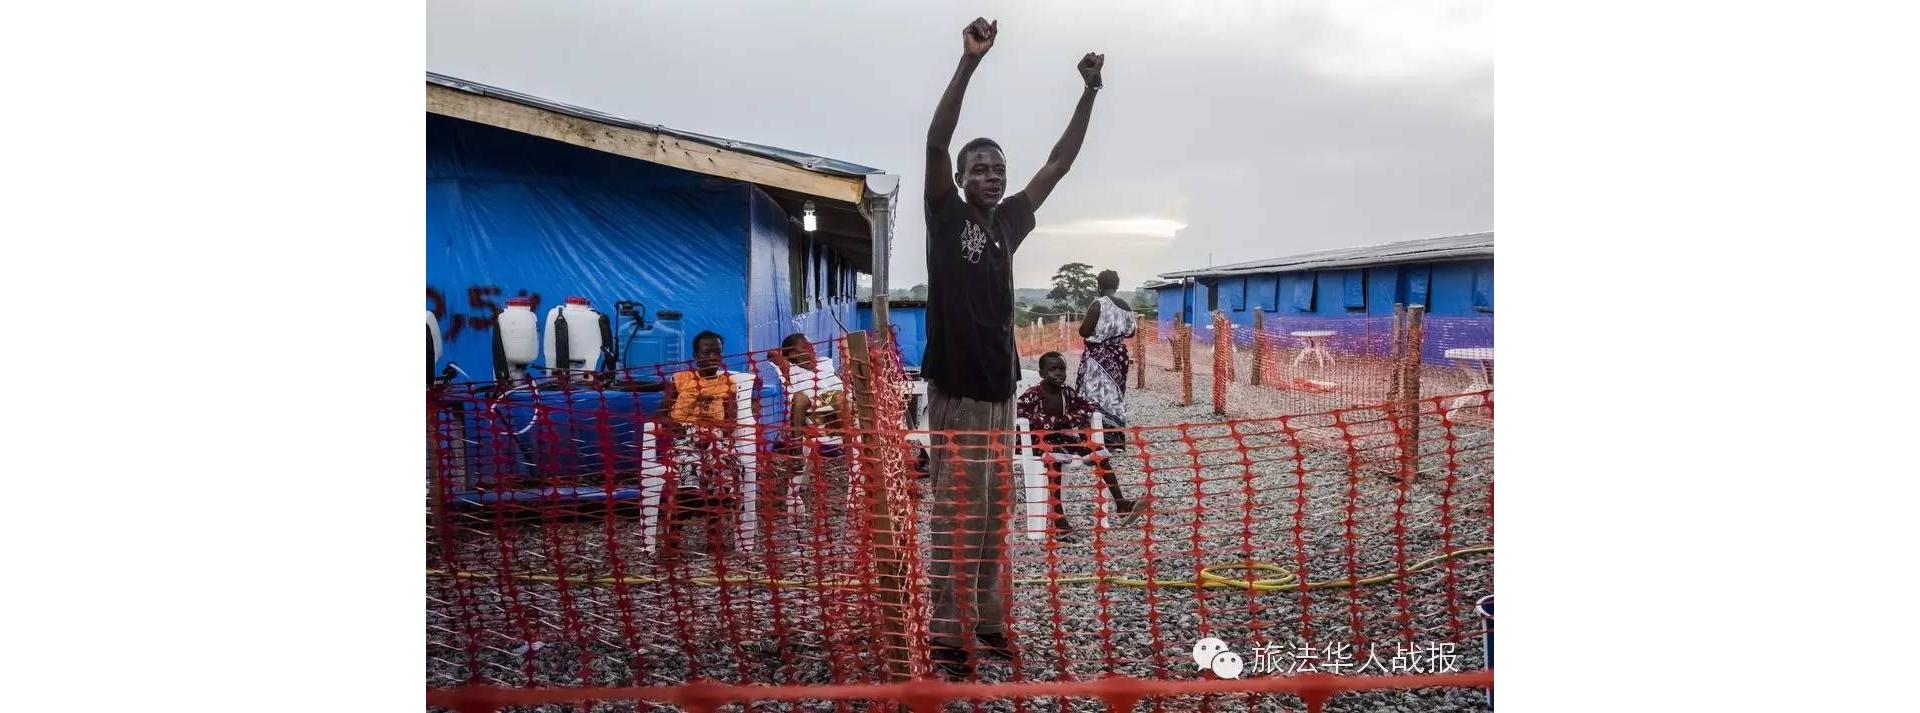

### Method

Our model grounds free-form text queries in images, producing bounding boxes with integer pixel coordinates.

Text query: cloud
[429,0,1492,287]
[1032,217,1186,242]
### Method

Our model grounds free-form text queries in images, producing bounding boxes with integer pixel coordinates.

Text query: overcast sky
[428,0,1491,290]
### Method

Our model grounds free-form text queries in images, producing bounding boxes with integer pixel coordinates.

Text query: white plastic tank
[428,311,443,384]
[544,296,605,376]
[497,297,540,377]
[427,310,443,364]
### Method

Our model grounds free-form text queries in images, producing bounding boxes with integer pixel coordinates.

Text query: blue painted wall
[1152,279,1215,335]
[1155,284,1184,333]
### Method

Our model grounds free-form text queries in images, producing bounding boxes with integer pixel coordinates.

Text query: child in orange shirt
[657,330,742,558]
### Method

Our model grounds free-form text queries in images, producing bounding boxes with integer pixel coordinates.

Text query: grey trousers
[925,383,1015,647]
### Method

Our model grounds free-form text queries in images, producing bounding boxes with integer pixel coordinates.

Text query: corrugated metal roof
[426,72,883,178]
[1158,231,1492,279]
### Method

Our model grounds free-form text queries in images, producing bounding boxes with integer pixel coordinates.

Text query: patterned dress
[1075,295,1137,434]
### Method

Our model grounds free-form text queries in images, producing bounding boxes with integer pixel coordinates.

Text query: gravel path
[429,356,1494,713]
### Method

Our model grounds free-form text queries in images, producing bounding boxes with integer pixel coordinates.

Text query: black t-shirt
[921,188,1037,402]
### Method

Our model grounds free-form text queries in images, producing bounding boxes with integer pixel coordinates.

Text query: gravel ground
[429,355,1494,713]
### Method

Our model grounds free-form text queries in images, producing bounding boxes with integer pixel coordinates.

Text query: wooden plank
[1402,306,1425,486]
[1179,323,1193,406]
[870,294,891,341]
[1212,310,1229,416]
[844,331,911,681]
[427,83,865,204]
[1134,323,1147,389]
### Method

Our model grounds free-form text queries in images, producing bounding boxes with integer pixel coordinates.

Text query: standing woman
[1076,270,1137,449]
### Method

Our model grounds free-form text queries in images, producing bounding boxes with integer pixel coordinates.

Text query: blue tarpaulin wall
[1155,259,1492,357]
[428,114,753,376]
[428,114,863,380]
[859,303,928,367]
[1342,270,1366,309]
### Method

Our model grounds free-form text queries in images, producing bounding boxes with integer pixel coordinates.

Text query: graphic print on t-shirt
[959,220,988,263]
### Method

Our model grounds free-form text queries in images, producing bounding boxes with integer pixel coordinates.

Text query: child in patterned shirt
[1017,351,1143,539]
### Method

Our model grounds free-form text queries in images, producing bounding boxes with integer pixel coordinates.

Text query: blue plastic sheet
[1291,275,1316,311]
[438,374,796,503]
[1472,263,1494,311]
[1401,265,1432,309]
[861,303,928,367]
[428,114,755,377]
[1342,270,1366,309]
[444,389,652,493]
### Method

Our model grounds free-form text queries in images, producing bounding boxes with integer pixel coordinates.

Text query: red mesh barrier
[430,328,1494,711]
[1088,307,1492,427]
[1211,312,1234,416]
[1231,307,1493,420]
[429,672,1492,713]
[1017,315,1084,360]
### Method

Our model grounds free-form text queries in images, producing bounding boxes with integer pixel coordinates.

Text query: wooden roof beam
[427,83,866,205]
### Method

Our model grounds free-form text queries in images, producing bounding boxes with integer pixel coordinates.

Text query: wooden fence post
[1170,324,1184,373]
[1135,322,1148,389]
[844,331,912,680]
[1212,311,1230,416]
[1179,323,1193,406]
[1399,306,1425,486]
[1386,304,1406,481]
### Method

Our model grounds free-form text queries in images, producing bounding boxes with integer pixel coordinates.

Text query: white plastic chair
[1014,411,1111,541]
[903,369,1020,479]
[637,371,760,553]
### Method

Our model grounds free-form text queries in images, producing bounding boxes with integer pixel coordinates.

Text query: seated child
[766,334,849,509]
[1017,351,1144,539]
[770,333,846,435]
[656,330,743,558]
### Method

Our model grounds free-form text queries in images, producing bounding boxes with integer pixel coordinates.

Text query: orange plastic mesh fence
[429,330,1493,711]
[1026,309,1493,424]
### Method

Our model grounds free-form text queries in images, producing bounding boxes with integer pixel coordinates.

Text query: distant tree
[1045,262,1100,312]
[1133,285,1157,313]
[910,283,928,300]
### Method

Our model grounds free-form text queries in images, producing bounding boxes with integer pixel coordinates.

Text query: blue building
[859,299,928,369]
[427,73,897,376]
[1154,232,1493,361]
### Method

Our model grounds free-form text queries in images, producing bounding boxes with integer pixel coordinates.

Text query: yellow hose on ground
[427,546,1490,594]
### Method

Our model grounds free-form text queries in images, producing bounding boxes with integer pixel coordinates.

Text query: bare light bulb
[802,201,817,233]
